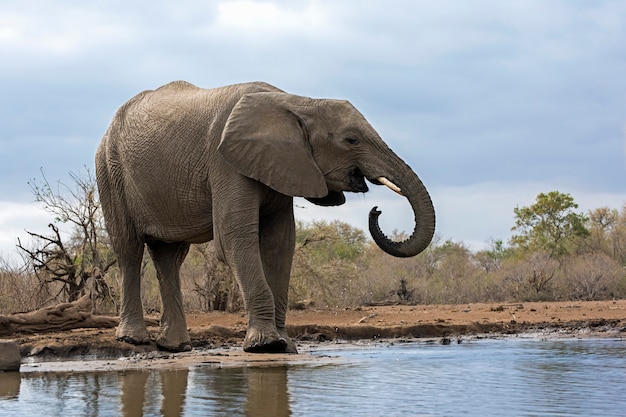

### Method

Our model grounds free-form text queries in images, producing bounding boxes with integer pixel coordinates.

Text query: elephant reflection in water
[121,369,188,416]
[0,372,21,400]
[119,366,290,416]
[245,367,290,417]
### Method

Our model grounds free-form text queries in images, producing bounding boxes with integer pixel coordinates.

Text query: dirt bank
[5,300,626,368]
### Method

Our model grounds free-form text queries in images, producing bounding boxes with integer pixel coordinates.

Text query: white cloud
[294,188,406,240]
[0,6,135,58]
[0,201,54,261]
[215,1,326,33]
[296,181,626,253]
[1,0,625,260]
[4,180,624,264]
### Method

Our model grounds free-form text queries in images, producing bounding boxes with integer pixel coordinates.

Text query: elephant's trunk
[368,164,435,258]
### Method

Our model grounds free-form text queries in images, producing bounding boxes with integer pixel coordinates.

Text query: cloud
[296,180,626,252]
[214,1,327,35]
[0,4,139,67]
[0,0,625,259]
[0,201,52,261]
[4,178,624,263]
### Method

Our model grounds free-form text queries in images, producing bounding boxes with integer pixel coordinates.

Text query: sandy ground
[6,299,626,372]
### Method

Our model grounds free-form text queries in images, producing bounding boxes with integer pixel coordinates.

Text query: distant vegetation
[1,172,624,315]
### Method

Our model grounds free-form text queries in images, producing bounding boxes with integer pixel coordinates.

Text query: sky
[1,0,625,261]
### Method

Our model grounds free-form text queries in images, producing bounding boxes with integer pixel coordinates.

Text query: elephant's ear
[218,92,328,198]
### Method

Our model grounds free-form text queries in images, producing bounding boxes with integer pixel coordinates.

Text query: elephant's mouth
[347,167,369,193]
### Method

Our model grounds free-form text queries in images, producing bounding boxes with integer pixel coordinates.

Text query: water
[1,338,625,416]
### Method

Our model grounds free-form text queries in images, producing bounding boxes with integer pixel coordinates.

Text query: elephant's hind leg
[116,241,151,345]
[147,241,192,352]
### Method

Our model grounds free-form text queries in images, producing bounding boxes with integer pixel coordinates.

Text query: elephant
[95,81,435,353]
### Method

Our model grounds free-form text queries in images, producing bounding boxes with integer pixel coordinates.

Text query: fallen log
[0,295,119,336]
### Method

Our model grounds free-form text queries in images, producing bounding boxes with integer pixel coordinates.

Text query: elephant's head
[218,91,435,257]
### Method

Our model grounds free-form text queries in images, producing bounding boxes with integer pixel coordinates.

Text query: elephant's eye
[344,136,360,146]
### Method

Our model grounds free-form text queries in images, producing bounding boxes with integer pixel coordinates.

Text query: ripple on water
[1,338,625,417]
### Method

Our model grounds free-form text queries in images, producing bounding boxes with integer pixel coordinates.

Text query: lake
[1,337,625,416]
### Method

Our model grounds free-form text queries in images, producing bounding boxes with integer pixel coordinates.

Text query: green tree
[296,220,366,262]
[429,240,479,303]
[584,207,619,256]
[291,220,366,307]
[587,205,626,265]
[510,191,589,257]
[474,239,511,273]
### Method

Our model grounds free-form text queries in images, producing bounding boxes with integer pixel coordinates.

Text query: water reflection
[511,339,626,416]
[119,369,190,416]
[0,372,20,399]
[121,365,291,416]
[0,364,290,417]
[186,366,290,416]
[1,339,625,417]
[246,367,290,417]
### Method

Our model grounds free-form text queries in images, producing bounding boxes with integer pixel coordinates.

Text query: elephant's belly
[136,200,214,244]
[144,221,214,244]
[127,178,214,243]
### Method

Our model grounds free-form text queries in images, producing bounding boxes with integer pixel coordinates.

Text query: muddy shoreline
[5,300,626,371]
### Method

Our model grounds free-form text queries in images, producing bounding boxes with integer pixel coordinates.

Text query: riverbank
[6,299,626,370]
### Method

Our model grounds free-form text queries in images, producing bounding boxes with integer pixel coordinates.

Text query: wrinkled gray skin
[96,81,435,353]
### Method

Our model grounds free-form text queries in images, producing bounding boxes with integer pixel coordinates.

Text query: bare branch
[17,168,116,306]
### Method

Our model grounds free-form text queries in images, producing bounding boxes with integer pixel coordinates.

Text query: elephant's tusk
[378,177,403,196]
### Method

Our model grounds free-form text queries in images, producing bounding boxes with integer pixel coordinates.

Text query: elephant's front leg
[214,190,287,353]
[259,203,298,353]
[230,234,287,352]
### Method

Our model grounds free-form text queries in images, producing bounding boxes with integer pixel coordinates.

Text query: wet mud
[4,300,625,371]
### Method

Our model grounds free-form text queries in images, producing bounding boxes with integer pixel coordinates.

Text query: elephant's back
[109,81,281,148]
[96,81,282,241]
[108,81,282,169]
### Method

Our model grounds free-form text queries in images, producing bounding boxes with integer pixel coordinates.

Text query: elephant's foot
[156,338,192,352]
[243,326,288,353]
[115,321,151,345]
[278,329,298,354]
[156,327,192,352]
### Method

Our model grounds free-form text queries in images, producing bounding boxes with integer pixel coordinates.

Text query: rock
[0,341,21,372]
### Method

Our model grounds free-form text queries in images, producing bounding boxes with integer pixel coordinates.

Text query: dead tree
[189,243,241,312]
[0,294,119,336]
[16,169,117,311]
[396,278,414,301]
[17,224,115,303]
